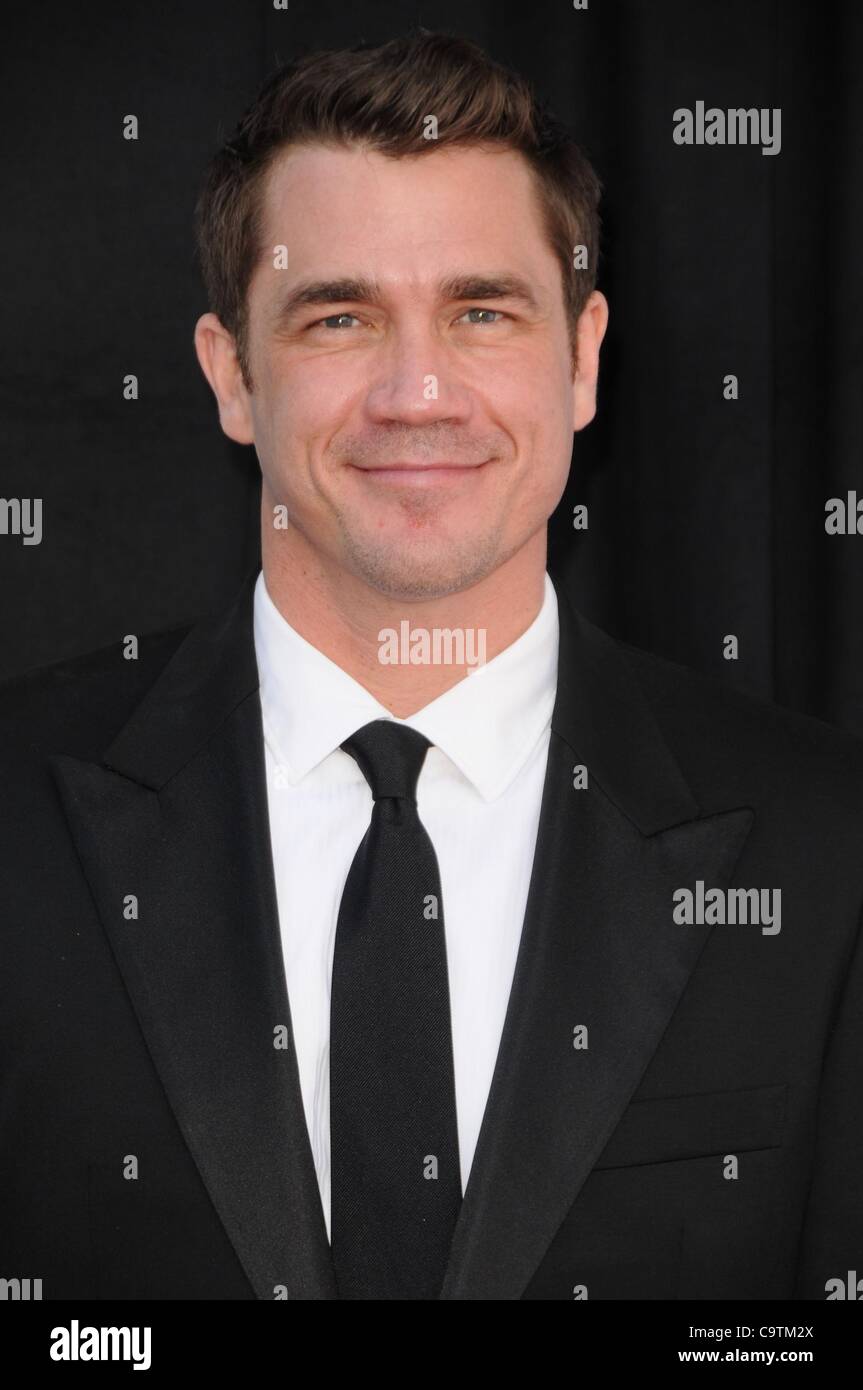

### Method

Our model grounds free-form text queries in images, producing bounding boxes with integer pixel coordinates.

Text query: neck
[261,522,547,719]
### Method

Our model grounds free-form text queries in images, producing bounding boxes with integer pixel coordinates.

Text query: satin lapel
[439,582,754,1299]
[49,571,337,1300]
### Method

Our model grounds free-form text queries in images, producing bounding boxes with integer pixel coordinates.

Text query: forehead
[254,142,556,286]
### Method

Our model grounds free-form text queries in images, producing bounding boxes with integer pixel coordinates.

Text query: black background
[2,0,861,736]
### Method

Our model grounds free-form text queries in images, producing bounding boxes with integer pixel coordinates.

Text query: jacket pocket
[593,1082,787,1170]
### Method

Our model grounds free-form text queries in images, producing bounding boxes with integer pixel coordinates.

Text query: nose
[364,317,473,427]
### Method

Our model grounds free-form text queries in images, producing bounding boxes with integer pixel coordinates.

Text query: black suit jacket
[2,567,862,1300]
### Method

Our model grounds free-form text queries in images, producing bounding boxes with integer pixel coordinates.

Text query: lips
[350,460,490,486]
[354,461,487,471]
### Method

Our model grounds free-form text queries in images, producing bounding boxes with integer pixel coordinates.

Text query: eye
[458,307,508,325]
[307,313,362,330]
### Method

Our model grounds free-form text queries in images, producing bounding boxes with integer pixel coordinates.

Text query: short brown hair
[194,28,602,391]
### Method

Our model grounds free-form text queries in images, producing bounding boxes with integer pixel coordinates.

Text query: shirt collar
[253,569,558,802]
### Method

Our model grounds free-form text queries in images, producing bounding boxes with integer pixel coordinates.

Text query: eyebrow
[270,272,544,328]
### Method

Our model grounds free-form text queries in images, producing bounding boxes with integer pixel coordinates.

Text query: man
[1,30,862,1301]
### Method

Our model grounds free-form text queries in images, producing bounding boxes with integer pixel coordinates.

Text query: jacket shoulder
[0,621,194,765]
[614,633,863,813]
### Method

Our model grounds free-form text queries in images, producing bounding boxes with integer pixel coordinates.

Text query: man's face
[198,141,607,601]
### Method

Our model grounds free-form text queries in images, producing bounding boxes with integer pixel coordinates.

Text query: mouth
[349,460,491,485]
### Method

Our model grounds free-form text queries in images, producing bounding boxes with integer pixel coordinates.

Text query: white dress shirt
[253,568,559,1241]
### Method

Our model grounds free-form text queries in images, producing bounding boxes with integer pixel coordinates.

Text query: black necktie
[330,719,462,1299]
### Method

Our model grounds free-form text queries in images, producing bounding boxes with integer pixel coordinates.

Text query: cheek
[258,395,312,470]
[284,358,358,413]
[513,413,572,511]
[490,352,571,433]
[514,405,567,471]
[269,375,351,460]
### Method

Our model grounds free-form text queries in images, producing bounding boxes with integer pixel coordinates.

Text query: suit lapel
[49,569,337,1300]
[439,580,754,1299]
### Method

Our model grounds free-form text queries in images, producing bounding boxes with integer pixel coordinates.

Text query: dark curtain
[2,0,861,735]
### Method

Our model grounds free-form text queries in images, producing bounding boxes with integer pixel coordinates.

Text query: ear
[193,312,255,445]
[571,291,609,432]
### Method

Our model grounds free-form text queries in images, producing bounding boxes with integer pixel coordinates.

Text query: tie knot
[340,719,432,802]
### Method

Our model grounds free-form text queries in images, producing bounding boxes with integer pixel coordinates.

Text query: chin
[337,519,502,600]
[354,552,494,602]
